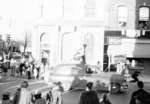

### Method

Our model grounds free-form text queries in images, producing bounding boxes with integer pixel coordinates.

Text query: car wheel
[111,83,120,93]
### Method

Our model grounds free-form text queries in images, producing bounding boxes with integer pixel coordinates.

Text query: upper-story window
[139,7,150,29]
[117,6,128,27]
[84,0,96,17]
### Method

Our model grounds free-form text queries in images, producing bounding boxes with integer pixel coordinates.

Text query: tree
[23,32,31,54]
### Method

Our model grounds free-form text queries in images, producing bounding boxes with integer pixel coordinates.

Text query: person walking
[13,81,31,104]
[78,82,100,104]
[51,82,64,104]
[130,71,141,83]
[129,81,150,104]
[19,61,25,77]
[34,91,46,104]
[100,94,111,104]
[46,91,53,104]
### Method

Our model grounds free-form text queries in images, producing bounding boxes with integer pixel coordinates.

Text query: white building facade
[31,0,108,68]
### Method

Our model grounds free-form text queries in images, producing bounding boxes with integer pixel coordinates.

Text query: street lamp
[82,43,87,65]
[39,0,45,17]
[83,43,87,56]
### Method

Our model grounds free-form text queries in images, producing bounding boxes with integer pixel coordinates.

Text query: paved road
[0,79,49,102]
[62,82,150,104]
[0,76,150,104]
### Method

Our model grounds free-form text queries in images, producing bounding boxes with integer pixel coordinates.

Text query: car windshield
[53,65,84,75]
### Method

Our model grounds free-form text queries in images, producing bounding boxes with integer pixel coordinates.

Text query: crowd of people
[2,80,63,104]
[78,81,150,104]
[0,54,150,104]
[0,54,48,80]
[1,80,150,104]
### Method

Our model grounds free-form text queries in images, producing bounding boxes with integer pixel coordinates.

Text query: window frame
[117,5,128,26]
[138,6,150,29]
[139,6,150,22]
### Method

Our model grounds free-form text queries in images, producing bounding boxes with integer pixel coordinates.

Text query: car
[48,64,127,93]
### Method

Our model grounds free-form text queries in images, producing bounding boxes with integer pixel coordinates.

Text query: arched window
[84,33,94,59]
[117,6,128,27]
[40,32,50,59]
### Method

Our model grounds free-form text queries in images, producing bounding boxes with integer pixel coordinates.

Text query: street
[0,76,150,104]
[0,79,49,102]
[62,82,150,104]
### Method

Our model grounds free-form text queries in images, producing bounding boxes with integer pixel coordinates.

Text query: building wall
[32,22,104,67]
[104,0,150,60]
[31,24,60,66]
[106,0,136,30]
[136,0,150,30]
[31,0,107,67]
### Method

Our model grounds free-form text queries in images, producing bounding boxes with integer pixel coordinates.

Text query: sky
[0,0,41,40]
[0,0,64,40]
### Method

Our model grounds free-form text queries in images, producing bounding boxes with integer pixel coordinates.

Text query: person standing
[79,82,100,104]
[46,91,53,104]
[34,91,46,104]
[33,66,38,79]
[13,81,31,104]
[129,81,150,104]
[97,61,102,71]
[35,62,40,79]
[51,82,64,104]
[100,94,111,104]
[19,61,25,77]
[130,71,141,83]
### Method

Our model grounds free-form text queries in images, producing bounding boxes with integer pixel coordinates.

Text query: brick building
[104,0,150,74]
[136,0,150,30]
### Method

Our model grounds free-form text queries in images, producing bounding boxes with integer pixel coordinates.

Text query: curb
[6,81,47,92]
[0,79,44,85]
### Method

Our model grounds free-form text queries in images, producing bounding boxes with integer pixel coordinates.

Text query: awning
[126,44,150,58]
[108,43,150,58]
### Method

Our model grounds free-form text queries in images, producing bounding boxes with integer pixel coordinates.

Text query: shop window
[117,6,128,27]
[139,7,150,29]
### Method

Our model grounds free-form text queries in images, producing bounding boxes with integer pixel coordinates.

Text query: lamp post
[83,44,87,56]
[82,43,87,65]
[39,0,45,17]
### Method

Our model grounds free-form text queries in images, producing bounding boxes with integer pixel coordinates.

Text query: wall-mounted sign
[114,55,126,64]
[107,37,121,45]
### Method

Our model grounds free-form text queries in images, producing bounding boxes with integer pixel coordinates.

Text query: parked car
[48,64,127,93]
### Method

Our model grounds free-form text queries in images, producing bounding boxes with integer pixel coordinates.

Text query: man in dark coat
[129,81,150,104]
[79,82,100,104]
[130,71,141,83]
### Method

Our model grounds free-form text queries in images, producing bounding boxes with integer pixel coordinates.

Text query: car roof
[54,64,99,70]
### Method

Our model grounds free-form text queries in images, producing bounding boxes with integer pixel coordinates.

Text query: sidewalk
[0,74,39,83]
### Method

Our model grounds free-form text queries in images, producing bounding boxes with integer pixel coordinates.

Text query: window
[139,7,150,29]
[139,7,149,21]
[117,6,128,27]
[84,0,96,17]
